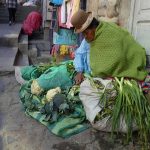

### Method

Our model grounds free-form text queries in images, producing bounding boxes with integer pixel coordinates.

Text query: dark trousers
[8,8,16,22]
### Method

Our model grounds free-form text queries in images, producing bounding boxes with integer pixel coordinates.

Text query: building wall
[87,0,132,28]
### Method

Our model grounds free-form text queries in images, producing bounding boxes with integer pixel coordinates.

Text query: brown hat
[71,9,94,33]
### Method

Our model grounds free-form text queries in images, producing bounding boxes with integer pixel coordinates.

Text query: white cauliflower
[31,80,43,96]
[46,87,61,102]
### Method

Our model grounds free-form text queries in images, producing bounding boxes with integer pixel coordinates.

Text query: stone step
[0,23,22,47]
[28,44,38,57]
[28,44,52,64]
[36,50,51,64]
[28,39,51,53]
[13,51,29,66]
[28,44,38,64]
[40,50,50,57]
[0,47,18,72]
[28,44,40,64]
[18,34,28,54]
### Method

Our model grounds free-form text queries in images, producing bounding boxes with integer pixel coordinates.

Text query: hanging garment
[60,0,66,24]
[66,0,80,28]
[58,7,67,28]
[65,0,73,28]
[51,44,60,55]
[53,28,77,45]
[49,0,63,5]
[59,45,69,55]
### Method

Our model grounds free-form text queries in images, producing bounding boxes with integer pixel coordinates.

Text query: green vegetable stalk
[111,77,150,149]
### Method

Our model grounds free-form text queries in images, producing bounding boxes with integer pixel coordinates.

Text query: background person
[22,11,42,36]
[6,0,17,25]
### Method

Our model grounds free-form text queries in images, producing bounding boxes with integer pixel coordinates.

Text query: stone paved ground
[0,73,144,150]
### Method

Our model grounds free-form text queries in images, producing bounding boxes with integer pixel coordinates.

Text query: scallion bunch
[112,77,150,148]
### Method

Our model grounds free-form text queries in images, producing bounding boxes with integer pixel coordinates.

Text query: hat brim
[74,12,94,33]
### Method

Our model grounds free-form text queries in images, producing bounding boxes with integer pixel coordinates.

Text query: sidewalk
[0,73,141,150]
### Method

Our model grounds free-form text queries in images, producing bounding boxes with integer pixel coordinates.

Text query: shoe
[9,21,12,26]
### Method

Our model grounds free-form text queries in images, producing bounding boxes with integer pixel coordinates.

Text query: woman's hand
[75,72,84,85]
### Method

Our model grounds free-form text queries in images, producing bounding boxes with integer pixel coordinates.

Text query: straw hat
[71,9,94,33]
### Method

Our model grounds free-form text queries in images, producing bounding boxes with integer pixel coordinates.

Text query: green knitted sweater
[90,22,147,81]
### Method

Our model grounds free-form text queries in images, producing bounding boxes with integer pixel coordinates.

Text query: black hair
[86,17,99,30]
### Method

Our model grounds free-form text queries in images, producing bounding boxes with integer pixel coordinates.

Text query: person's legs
[12,8,17,23]
[8,8,13,25]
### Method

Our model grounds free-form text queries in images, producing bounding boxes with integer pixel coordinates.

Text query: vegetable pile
[96,77,150,148]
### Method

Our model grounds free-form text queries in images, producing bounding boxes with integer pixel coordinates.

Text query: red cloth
[22,11,42,35]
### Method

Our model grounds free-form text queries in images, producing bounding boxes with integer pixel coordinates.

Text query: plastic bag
[79,78,137,133]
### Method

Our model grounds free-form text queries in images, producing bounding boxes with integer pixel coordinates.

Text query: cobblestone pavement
[0,73,143,150]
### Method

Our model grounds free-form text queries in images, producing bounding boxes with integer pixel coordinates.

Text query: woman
[71,9,147,82]
[71,9,150,146]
